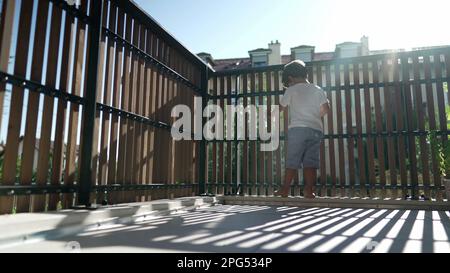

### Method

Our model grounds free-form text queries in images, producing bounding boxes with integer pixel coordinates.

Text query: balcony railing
[0,0,210,214]
[0,0,449,215]
[205,48,450,200]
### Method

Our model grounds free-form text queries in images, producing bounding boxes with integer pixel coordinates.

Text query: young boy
[275,60,330,199]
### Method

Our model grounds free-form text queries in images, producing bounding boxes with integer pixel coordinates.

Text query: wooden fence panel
[274,71,282,192]
[0,0,205,215]
[363,62,376,197]
[35,3,64,211]
[16,1,47,212]
[0,0,16,133]
[1,2,36,214]
[424,54,441,200]
[250,73,257,195]
[353,61,367,197]
[226,76,233,195]
[344,63,356,197]
[266,72,273,196]
[208,48,449,200]
[382,58,397,198]
[242,74,249,195]
[50,6,75,210]
[64,1,89,208]
[2,1,450,215]
[108,7,125,198]
[393,56,408,198]
[401,55,418,199]
[412,53,431,197]
[373,60,387,197]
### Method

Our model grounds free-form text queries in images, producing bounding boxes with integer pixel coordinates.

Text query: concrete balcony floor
[1,201,450,253]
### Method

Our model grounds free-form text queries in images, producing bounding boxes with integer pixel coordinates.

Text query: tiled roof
[336,41,360,46]
[212,52,336,71]
[213,58,252,71]
[281,55,292,64]
[206,40,444,71]
[313,52,335,61]
[248,48,272,53]
[291,45,315,49]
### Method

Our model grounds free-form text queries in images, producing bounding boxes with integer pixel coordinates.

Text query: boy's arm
[320,102,330,118]
[319,89,330,118]
[279,88,290,109]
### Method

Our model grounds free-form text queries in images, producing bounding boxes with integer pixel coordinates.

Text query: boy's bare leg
[304,168,317,199]
[274,169,297,197]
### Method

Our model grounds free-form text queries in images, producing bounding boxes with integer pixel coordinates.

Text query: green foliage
[175,180,185,185]
[0,155,37,182]
[0,152,54,183]
[57,201,63,211]
[0,155,3,180]
[429,130,450,179]
[446,105,450,128]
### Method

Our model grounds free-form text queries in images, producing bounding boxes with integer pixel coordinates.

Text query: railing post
[77,0,103,207]
[198,66,209,195]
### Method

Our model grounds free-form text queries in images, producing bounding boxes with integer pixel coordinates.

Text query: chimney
[361,36,369,56]
[268,40,281,65]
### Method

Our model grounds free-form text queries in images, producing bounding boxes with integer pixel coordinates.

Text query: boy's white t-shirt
[280,83,329,132]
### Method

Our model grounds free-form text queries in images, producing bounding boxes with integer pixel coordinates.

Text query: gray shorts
[286,127,323,170]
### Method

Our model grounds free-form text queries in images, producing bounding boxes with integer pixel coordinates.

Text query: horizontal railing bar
[204,130,450,143]
[321,130,450,139]
[0,71,85,104]
[103,28,206,97]
[0,71,197,134]
[0,184,198,196]
[96,103,171,130]
[212,47,450,76]
[94,184,195,192]
[1,183,440,197]
[96,104,201,139]
[207,76,450,100]
[0,185,78,196]
[212,65,285,76]
[205,183,446,191]
[209,91,284,100]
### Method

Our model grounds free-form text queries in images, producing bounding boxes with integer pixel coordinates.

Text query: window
[252,54,268,67]
[253,61,267,67]
[338,46,360,58]
[294,52,312,62]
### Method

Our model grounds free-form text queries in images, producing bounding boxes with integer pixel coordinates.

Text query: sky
[134,0,450,59]
[1,0,450,143]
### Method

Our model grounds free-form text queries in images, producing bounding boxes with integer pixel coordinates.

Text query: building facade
[199,36,373,71]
